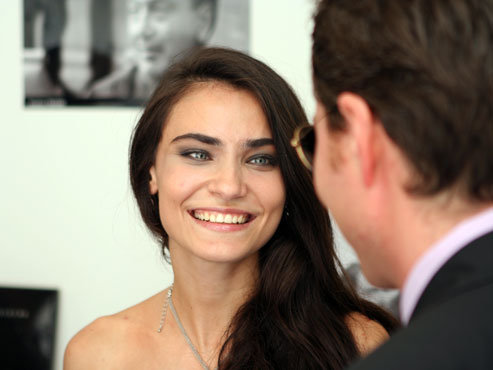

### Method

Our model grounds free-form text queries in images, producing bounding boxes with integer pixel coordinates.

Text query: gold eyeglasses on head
[290,125,315,171]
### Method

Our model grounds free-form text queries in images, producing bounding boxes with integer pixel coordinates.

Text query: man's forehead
[128,0,186,6]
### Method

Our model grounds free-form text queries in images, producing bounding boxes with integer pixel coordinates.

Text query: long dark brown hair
[130,47,396,369]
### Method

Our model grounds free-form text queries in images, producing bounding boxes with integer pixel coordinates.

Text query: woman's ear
[149,166,158,195]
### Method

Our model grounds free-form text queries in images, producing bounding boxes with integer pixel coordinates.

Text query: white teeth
[193,211,249,224]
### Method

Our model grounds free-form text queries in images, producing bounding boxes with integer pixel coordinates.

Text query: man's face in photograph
[127,0,211,77]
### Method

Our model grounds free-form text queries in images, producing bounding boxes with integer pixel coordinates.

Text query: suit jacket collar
[411,231,493,321]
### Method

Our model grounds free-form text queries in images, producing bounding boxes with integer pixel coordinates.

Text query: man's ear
[337,92,378,187]
[149,166,158,195]
[194,2,215,43]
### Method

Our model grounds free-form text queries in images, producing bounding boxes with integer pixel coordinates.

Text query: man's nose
[135,8,154,38]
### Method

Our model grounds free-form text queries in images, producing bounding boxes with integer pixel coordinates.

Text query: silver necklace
[157,286,218,370]
[157,288,171,333]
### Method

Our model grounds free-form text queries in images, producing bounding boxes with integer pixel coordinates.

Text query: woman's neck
[168,247,259,355]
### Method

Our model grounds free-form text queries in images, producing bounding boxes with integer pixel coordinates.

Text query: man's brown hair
[312,0,493,200]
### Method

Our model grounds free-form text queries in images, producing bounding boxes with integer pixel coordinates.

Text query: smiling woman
[148,83,285,265]
[63,47,397,370]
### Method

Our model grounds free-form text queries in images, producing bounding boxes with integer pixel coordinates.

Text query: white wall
[0,1,356,369]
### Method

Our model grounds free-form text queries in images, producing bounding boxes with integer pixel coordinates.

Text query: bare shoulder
[64,314,126,370]
[345,312,389,355]
[64,291,166,370]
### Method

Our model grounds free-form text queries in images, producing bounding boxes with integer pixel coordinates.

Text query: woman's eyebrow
[170,133,274,148]
[171,133,221,146]
[244,138,274,148]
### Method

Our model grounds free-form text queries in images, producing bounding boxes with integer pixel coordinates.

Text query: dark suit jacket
[348,231,493,370]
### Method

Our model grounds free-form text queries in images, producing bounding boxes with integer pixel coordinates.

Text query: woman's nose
[208,163,247,200]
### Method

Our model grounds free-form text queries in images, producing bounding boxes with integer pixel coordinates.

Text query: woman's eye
[248,155,277,167]
[191,152,208,160]
[180,150,210,161]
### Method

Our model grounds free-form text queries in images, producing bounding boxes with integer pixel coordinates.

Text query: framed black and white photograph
[23,0,250,107]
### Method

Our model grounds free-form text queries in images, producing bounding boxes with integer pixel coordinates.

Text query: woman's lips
[192,210,251,224]
[189,209,255,231]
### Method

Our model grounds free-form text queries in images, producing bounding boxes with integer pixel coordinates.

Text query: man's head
[127,0,217,78]
[311,0,493,286]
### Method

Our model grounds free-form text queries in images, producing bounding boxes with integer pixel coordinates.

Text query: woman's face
[149,83,286,264]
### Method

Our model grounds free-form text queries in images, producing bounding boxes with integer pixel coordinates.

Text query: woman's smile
[188,208,256,233]
[190,209,254,225]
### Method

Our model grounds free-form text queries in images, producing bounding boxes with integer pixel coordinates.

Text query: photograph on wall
[0,287,58,370]
[23,0,250,107]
